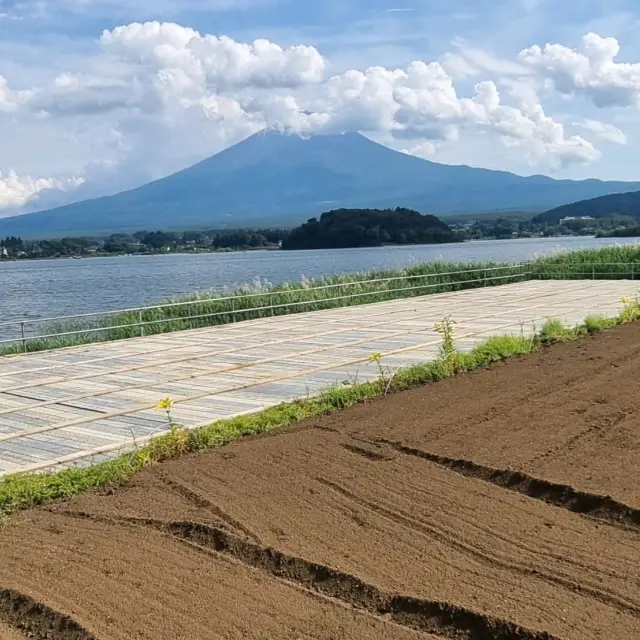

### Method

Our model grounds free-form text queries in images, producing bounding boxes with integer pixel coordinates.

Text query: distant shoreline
[0,234,609,264]
[0,245,282,263]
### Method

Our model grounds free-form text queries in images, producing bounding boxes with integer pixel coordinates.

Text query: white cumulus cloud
[0,75,32,113]
[100,22,326,90]
[25,21,600,171]
[0,171,84,210]
[7,24,637,211]
[441,41,529,79]
[574,119,628,145]
[519,33,640,108]
[401,141,437,158]
[297,63,599,167]
[21,23,598,178]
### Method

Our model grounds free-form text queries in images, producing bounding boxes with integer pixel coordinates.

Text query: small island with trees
[281,208,457,250]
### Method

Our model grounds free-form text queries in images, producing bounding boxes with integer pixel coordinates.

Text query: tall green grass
[0,261,525,355]
[531,244,640,279]
[2,244,640,357]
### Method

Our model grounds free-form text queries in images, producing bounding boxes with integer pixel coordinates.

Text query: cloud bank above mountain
[2,5,640,213]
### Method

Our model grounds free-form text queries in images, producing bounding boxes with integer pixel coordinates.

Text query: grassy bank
[2,244,640,357]
[1,296,639,519]
[0,261,525,355]
[531,244,640,279]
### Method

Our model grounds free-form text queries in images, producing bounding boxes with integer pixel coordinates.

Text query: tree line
[0,229,290,259]
[3,208,638,260]
[282,208,457,250]
[455,214,640,240]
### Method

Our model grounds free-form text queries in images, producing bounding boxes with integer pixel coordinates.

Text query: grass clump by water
[2,244,640,357]
[531,244,640,280]
[1,295,638,519]
[0,261,525,356]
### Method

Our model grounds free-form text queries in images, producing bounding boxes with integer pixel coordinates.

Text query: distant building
[0,247,8,258]
[560,216,594,223]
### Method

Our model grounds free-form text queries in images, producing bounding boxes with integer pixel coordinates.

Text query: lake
[1,236,638,326]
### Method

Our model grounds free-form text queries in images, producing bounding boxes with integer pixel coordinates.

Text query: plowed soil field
[1,322,639,640]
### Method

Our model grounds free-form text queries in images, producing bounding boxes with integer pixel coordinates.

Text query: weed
[154,397,190,456]
[583,315,617,333]
[539,318,577,344]
[620,295,640,323]
[470,334,538,364]
[434,315,463,375]
[367,352,388,389]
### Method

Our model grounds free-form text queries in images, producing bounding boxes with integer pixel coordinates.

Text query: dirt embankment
[1,323,640,639]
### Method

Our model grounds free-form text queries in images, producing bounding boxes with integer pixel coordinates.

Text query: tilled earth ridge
[1,323,640,639]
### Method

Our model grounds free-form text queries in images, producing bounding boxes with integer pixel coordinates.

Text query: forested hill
[534,190,640,223]
[281,208,456,250]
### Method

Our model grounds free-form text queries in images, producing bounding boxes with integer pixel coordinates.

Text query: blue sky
[2,0,640,213]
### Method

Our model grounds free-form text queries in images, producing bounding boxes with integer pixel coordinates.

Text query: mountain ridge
[2,130,640,237]
[534,189,640,223]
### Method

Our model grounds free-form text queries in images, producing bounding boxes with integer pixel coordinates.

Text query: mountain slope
[2,130,640,237]
[534,190,640,223]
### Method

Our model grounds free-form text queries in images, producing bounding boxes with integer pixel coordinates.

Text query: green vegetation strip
[1,297,639,520]
[3,245,640,356]
[1,261,525,355]
[531,244,640,279]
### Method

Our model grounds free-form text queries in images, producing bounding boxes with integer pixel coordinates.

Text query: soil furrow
[159,472,261,542]
[393,337,640,446]
[163,520,561,640]
[316,475,640,617]
[3,323,640,639]
[0,588,97,640]
[380,440,640,529]
[48,509,562,640]
[340,442,395,461]
[524,410,631,466]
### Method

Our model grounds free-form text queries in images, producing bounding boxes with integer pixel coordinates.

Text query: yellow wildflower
[368,353,382,363]
[156,397,174,410]
[621,296,631,304]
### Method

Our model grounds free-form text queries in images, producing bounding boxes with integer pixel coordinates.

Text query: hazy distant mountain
[2,130,640,237]
[534,190,640,223]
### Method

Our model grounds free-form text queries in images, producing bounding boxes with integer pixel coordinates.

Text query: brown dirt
[0,622,26,640]
[1,323,640,640]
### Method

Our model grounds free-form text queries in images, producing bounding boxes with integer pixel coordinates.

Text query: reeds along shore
[2,244,639,356]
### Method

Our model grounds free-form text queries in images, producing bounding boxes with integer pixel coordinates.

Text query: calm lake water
[1,236,638,327]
